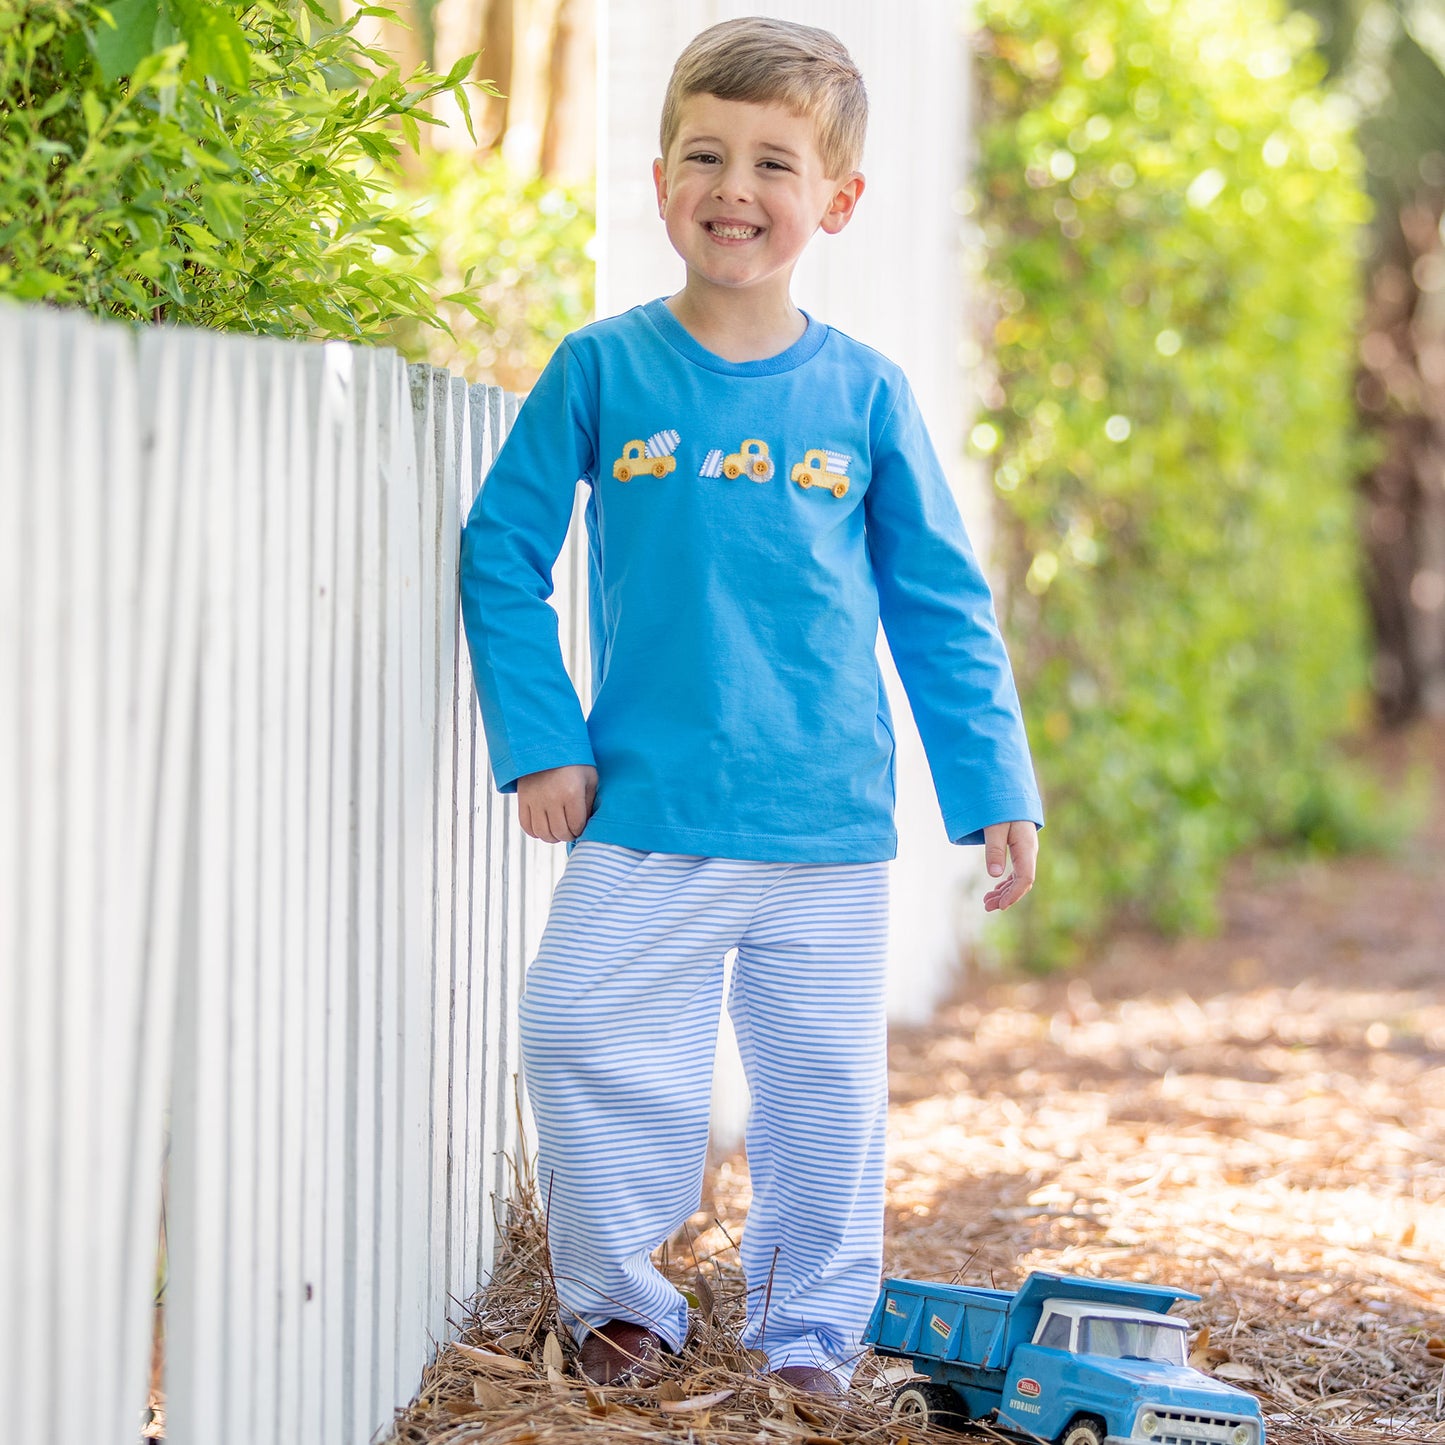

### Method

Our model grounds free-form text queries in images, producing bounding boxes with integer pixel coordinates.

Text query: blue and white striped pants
[518,842,890,1380]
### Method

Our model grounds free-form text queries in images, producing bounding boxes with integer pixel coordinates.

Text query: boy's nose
[712,164,754,203]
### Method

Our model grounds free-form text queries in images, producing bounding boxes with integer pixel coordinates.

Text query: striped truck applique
[791,448,851,498]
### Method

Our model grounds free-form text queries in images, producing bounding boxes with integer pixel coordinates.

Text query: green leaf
[443,50,478,87]
[167,0,249,88]
[13,268,75,300]
[198,183,244,240]
[81,89,106,140]
[91,0,162,81]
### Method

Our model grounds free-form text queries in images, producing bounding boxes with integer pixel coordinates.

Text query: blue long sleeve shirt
[459,299,1042,863]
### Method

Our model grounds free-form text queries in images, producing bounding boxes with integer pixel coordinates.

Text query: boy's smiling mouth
[706,221,761,240]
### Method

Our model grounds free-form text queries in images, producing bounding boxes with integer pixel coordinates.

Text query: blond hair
[659,17,867,179]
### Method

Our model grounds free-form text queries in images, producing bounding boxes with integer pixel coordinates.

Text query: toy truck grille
[1140,1408,1259,1445]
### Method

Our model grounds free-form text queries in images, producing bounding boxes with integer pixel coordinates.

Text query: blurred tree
[358,0,595,179]
[1294,0,1445,720]
[375,148,592,390]
[337,0,598,385]
[974,0,1383,965]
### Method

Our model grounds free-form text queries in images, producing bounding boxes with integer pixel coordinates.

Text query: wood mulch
[384,722,1445,1445]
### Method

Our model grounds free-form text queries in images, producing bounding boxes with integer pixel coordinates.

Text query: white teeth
[709,223,758,239]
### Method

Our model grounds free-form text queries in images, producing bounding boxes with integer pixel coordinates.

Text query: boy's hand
[982,820,1038,912]
[517,764,598,844]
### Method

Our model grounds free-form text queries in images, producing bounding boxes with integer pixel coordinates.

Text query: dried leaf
[452,1342,531,1374]
[441,1397,480,1417]
[584,1387,610,1416]
[542,1330,565,1373]
[497,1330,533,1352]
[656,1379,687,1402]
[695,1269,717,1322]
[1426,1337,1445,1361]
[658,1388,735,1414]
[1189,1325,1232,1370]
[544,1363,569,1392]
[1214,1361,1259,1381]
[793,1399,826,1427]
[471,1377,510,1409]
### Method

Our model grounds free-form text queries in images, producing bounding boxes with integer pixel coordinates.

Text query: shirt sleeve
[864,377,1044,845]
[459,339,598,794]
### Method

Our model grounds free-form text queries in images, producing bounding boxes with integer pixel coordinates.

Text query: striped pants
[518,842,890,1380]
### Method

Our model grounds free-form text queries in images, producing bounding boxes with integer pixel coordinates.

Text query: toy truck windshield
[1036,1305,1189,1366]
[1082,1314,1187,1365]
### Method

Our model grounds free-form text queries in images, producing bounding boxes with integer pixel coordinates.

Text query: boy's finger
[983,823,1007,878]
[563,793,588,840]
[1011,825,1038,889]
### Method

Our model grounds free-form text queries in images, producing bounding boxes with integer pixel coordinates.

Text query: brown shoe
[576,1320,668,1386]
[769,1363,845,1397]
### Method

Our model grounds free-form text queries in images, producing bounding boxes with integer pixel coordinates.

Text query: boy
[459,16,1042,1397]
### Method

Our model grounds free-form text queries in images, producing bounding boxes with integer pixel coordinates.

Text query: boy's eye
[759,159,790,171]
[686,151,720,165]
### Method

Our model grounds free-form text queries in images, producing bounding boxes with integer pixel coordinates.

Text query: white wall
[597,0,989,1137]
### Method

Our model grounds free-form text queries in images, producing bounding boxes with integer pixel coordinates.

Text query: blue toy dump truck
[865,1270,1266,1445]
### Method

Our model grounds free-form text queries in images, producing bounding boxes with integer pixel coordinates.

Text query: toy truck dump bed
[866,1271,1266,1445]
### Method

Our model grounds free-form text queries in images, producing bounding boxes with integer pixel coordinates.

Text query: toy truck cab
[868,1271,1266,1445]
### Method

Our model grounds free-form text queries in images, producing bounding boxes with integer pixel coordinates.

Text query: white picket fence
[0,299,586,1445]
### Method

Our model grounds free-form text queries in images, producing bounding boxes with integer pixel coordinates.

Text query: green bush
[0,0,485,341]
[973,0,1378,964]
[375,148,594,390]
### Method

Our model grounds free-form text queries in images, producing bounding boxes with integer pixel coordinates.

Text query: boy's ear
[819,172,865,235]
[653,158,668,218]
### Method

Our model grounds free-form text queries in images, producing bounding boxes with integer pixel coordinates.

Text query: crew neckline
[642,298,829,376]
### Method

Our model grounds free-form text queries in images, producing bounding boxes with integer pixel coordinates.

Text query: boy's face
[653,94,863,306]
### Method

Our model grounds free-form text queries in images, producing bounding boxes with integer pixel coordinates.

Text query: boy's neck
[664,283,808,363]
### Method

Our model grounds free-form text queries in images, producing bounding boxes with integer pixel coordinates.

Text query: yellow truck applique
[698,438,774,482]
[791,448,851,498]
[613,429,680,481]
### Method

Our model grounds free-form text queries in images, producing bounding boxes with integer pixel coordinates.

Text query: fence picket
[321,341,363,1445]
[296,340,338,1445]
[274,341,306,1442]
[0,306,24,1444]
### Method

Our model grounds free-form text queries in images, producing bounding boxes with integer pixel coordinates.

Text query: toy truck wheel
[1057,1416,1105,1445]
[723,462,742,479]
[891,1383,966,1431]
[652,460,668,477]
[750,458,771,479]
[830,481,848,497]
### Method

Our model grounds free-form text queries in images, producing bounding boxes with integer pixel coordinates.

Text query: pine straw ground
[385,723,1445,1445]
